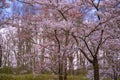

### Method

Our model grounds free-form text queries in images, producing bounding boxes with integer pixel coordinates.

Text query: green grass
[0,74,33,80]
[1,74,119,80]
[0,74,87,80]
[67,75,86,80]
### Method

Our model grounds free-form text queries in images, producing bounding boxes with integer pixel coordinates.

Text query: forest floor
[0,73,114,80]
[0,74,87,80]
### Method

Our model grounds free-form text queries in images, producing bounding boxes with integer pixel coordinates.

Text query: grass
[1,74,119,80]
[0,74,87,80]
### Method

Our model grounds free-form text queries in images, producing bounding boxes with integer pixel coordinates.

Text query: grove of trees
[0,0,120,80]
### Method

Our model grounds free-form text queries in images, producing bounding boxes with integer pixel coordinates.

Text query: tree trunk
[93,57,100,80]
[64,67,67,80]
[0,45,2,67]
[58,65,63,80]
[58,57,63,80]
[113,67,117,80]
[64,57,67,80]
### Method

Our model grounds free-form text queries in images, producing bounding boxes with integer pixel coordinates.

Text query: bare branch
[79,48,93,63]
[95,30,104,56]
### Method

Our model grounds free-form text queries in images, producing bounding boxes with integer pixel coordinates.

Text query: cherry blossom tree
[69,0,119,80]
[0,0,12,68]
[0,0,119,80]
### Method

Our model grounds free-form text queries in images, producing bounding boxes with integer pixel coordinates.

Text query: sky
[1,0,100,23]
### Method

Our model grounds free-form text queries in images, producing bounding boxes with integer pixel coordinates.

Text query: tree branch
[57,9,67,21]
[54,30,60,53]
[95,30,104,56]
[84,38,94,57]
[79,48,93,63]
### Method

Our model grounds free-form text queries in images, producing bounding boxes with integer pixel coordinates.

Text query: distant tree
[0,0,11,68]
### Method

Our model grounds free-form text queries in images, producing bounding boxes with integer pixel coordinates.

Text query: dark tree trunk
[0,45,2,67]
[64,57,67,80]
[58,67,63,80]
[93,57,100,80]
[58,57,63,80]
[113,67,118,80]
[64,67,67,80]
